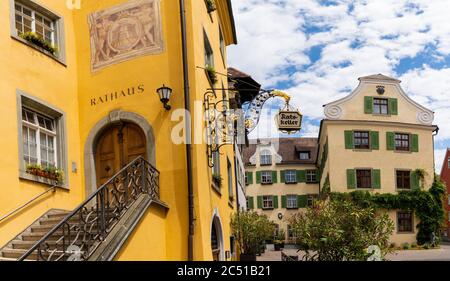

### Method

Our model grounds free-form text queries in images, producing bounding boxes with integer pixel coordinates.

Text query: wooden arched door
[95,122,146,187]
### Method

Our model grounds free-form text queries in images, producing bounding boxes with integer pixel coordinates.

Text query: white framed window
[22,108,57,167]
[285,170,297,183]
[18,92,67,187]
[286,195,298,209]
[262,195,273,209]
[15,2,56,45]
[306,170,317,183]
[260,150,272,166]
[307,194,316,207]
[261,171,272,184]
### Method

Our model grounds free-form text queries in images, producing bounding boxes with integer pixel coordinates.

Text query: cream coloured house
[244,74,438,246]
[319,74,438,244]
[243,138,320,243]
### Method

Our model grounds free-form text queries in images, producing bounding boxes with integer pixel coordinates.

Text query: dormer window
[260,150,272,166]
[299,151,310,160]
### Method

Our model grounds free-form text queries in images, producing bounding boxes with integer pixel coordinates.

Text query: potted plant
[205,0,216,13]
[205,65,218,85]
[19,32,58,56]
[212,173,222,188]
[25,163,64,184]
[231,211,274,261]
[273,229,286,251]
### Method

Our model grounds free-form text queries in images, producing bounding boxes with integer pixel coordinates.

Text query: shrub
[289,198,394,261]
[230,211,274,255]
[402,243,410,250]
[411,242,418,248]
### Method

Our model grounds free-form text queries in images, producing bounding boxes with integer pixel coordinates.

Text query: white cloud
[435,148,447,174]
[229,0,450,166]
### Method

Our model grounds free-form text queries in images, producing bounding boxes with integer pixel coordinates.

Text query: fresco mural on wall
[88,0,164,72]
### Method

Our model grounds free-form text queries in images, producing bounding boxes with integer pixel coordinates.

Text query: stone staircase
[0,209,71,261]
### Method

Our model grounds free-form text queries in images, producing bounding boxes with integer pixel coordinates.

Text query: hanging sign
[277,111,302,132]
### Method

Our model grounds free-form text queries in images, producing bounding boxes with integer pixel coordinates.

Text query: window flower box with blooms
[205,0,217,13]
[205,65,218,85]
[26,164,64,184]
[19,32,58,56]
[212,173,223,188]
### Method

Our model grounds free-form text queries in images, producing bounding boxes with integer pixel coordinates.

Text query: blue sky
[228,0,450,172]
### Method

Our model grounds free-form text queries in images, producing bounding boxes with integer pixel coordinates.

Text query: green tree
[230,211,274,255]
[289,199,394,261]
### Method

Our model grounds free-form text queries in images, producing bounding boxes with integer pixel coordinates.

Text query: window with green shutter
[297,170,306,182]
[273,195,278,209]
[389,98,398,115]
[247,196,254,209]
[257,196,263,209]
[256,171,261,184]
[372,169,381,189]
[411,134,419,152]
[364,96,374,114]
[297,195,308,208]
[347,169,356,189]
[280,170,285,183]
[272,171,278,183]
[246,172,253,185]
[345,130,354,149]
[370,131,379,150]
[411,171,420,190]
[386,132,395,150]
[281,195,287,208]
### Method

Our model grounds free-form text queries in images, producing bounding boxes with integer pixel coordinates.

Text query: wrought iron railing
[18,156,159,261]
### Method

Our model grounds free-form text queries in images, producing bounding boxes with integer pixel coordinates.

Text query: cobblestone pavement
[257,244,450,261]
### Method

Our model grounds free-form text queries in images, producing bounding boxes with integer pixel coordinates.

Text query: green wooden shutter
[297,170,306,183]
[370,131,379,150]
[247,172,253,185]
[281,195,287,208]
[297,195,308,208]
[345,131,354,149]
[248,197,254,209]
[386,132,395,151]
[280,170,285,183]
[364,96,373,114]
[411,171,420,190]
[372,169,381,189]
[411,134,419,152]
[389,98,398,115]
[347,169,356,189]
[256,171,261,184]
[272,171,278,183]
[257,196,263,209]
[273,196,278,209]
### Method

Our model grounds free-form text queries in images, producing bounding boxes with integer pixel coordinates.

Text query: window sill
[396,188,412,192]
[352,148,373,152]
[19,170,68,190]
[11,35,66,67]
[262,207,274,210]
[306,181,319,184]
[286,207,298,210]
[260,164,272,166]
[394,150,413,154]
[284,181,298,185]
[211,183,221,196]
[261,182,273,185]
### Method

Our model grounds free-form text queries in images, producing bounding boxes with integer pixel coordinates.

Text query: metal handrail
[18,156,159,261]
[0,186,56,224]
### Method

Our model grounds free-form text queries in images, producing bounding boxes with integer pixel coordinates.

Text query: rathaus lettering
[90,85,144,106]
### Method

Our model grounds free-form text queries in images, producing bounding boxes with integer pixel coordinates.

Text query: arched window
[260,149,272,166]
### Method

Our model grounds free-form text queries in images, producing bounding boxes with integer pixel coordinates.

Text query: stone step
[11,240,85,250]
[21,231,65,242]
[1,248,38,260]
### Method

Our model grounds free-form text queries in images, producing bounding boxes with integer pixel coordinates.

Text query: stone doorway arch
[83,110,156,197]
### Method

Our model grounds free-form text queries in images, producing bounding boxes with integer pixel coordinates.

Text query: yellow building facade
[0,0,240,261]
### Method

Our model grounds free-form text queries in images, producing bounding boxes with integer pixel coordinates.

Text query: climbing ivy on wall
[328,177,446,245]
